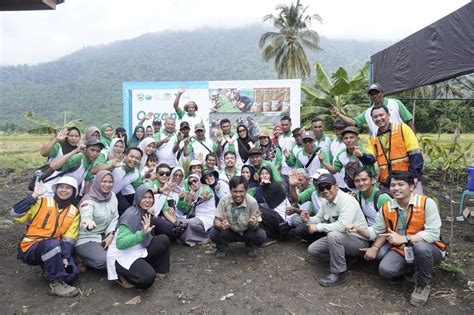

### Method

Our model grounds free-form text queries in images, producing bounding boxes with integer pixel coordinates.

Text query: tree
[259,0,322,79]
[300,61,369,127]
[24,111,82,134]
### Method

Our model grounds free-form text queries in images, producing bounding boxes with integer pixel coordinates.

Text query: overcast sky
[0,0,469,66]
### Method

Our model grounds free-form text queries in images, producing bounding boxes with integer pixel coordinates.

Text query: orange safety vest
[369,123,410,185]
[382,194,445,256]
[20,197,78,253]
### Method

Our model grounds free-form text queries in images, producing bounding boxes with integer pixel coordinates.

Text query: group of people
[12,83,444,307]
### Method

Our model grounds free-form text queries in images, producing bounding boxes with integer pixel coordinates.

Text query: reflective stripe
[46,197,54,207]
[62,236,75,244]
[41,246,61,262]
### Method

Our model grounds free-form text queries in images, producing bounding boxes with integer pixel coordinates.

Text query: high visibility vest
[20,197,78,253]
[369,123,410,185]
[382,194,445,256]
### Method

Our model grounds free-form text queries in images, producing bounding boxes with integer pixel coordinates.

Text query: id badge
[404,246,414,264]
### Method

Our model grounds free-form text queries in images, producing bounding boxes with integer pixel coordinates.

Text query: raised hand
[288,170,298,187]
[32,181,47,198]
[283,148,290,159]
[178,87,185,95]
[145,111,153,120]
[353,146,363,157]
[248,215,259,229]
[142,214,155,235]
[55,128,69,142]
[330,106,340,116]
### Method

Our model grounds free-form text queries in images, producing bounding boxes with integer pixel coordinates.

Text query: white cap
[51,176,78,196]
[311,168,330,180]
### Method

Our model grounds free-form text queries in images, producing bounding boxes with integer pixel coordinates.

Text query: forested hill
[0,25,390,129]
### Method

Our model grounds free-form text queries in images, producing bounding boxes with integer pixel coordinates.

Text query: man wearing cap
[330,126,375,191]
[173,121,191,163]
[152,118,162,135]
[247,147,282,183]
[46,139,104,198]
[186,123,221,163]
[283,127,304,168]
[173,88,205,132]
[365,104,424,194]
[304,173,369,286]
[293,131,331,179]
[155,117,178,168]
[331,83,415,135]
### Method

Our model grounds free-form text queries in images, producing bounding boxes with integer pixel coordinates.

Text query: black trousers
[294,223,326,244]
[260,207,284,240]
[115,234,170,289]
[151,215,177,240]
[116,193,134,216]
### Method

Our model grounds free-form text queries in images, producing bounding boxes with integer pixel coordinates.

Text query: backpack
[344,160,361,189]
[28,162,81,191]
[356,189,386,213]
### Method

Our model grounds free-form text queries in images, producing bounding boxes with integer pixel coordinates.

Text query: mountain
[0,25,391,130]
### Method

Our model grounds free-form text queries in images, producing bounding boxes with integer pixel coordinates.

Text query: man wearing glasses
[293,131,331,178]
[303,173,369,287]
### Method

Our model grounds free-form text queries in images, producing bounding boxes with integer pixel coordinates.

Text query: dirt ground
[1,171,473,314]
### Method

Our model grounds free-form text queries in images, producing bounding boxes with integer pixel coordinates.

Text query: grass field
[0,133,473,174]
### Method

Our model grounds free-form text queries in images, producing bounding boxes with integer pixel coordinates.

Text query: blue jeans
[209,227,266,251]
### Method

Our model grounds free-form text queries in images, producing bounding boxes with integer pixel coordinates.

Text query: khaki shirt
[215,194,261,234]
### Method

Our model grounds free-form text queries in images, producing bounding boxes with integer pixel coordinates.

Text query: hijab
[99,123,113,149]
[169,167,185,192]
[241,165,257,188]
[117,185,154,247]
[81,170,113,203]
[115,127,128,148]
[259,166,286,209]
[128,125,145,148]
[259,137,277,163]
[138,137,157,170]
[236,124,253,163]
[84,126,100,142]
[108,138,125,159]
[54,183,76,210]
[60,126,81,155]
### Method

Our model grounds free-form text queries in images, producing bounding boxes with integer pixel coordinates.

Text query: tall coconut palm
[259,0,322,79]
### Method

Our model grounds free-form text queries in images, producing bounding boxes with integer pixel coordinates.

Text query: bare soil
[1,170,473,314]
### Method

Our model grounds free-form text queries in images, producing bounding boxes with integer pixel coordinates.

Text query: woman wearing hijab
[178,174,215,246]
[115,127,128,149]
[138,137,157,171]
[106,185,170,289]
[201,168,229,207]
[40,126,81,163]
[240,165,258,197]
[255,166,290,240]
[75,171,119,270]
[235,124,254,165]
[99,123,114,149]
[169,167,186,218]
[91,138,126,174]
[84,126,100,142]
[11,177,80,297]
[128,125,145,148]
[255,131,282,171]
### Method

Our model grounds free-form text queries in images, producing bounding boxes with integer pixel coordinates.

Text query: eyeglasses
[238,129,246,133]
[317,184,333,192]
[303,139,314,144]
[158,171,171,176]
[188,179,198,185]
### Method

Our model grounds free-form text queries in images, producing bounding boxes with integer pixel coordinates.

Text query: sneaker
[215,250,227,259]
[409,284,431,307]
[319,272,346,287]
[48,279,79,298]
[246,245,257,258]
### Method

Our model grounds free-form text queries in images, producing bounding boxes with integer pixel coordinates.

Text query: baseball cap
[153,118,162,124]
[368,83,384,94]
[248,147,263,156]
[315,173,337,186]
[332,118,346,129]
[180,121,190,130]
[292,127,302,137]
[85,139,105,148]
[301,131,315,141]
[310,168,330,180]
[341,126,360,136]
[194,123,205,131]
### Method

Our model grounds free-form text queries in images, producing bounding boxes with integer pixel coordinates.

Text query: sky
[0,0,470,66]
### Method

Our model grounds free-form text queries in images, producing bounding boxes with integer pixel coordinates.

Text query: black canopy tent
[370,2,474,95]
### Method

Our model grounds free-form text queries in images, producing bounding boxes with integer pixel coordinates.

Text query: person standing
[311,117,332,154]
[155,117,178,168]
[173,88,205,132]
[278,115,296,197]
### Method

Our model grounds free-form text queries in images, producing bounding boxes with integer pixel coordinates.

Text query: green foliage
[420,135,471,171]
[259,0,322,79]
[300,61,369,127]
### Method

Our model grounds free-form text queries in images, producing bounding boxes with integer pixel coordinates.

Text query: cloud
[0,0,469,65]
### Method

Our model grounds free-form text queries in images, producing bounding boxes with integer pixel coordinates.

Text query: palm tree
[259,0,322,79]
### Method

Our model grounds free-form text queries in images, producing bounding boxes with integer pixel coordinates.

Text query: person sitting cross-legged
[210,176,266,259]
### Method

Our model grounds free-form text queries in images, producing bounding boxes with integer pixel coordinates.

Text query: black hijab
[54,185,76,210]
[241,164,257,188]
[117,185,154,247]
[236,124,253,163]
[259,166,286,209]
[115,127,129,148]
[60,126,81,155]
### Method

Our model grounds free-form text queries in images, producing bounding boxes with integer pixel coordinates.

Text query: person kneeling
[210,176,266,259]
[106,185,170,289]
[12,177,80,297]
[348,171,444,307]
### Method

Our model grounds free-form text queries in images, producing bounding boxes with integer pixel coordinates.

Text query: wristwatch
[405,235,413,245]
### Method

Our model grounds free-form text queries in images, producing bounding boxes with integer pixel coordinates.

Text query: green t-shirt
[298,185,316,204]
[354,97,413,128]
[48,143,61,159]
[60,153,94,181]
